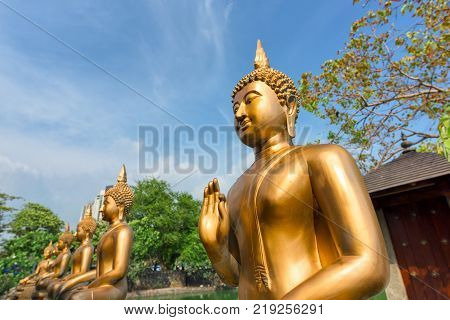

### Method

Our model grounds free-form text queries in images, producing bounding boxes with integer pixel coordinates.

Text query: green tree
[9,202,63,236]
[176,230,211,274]
[0,192,20,236]
[0,202,64,295]
[300,0,449,171]
[128,178,210,280]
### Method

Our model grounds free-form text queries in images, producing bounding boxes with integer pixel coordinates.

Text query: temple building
[364,146,450,300]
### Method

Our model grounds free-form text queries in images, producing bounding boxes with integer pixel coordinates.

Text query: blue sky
[0,1,370,227]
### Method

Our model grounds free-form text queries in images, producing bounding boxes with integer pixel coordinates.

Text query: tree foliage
[8,202,64,236]
[128,178,211,280]
[0,202,63,295]
[300,0,449,170]
[0,192,20,235]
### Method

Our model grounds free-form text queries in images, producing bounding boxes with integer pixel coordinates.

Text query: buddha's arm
[283,145,389,300]
[88,227,132,288]
[54,254,71,278]
[38,270,55,281]
[74,245,94,275]
[200,181,239,286]
[59,246,93,282]
[207,230,240,286]
[56,269,96,297]
[20,265,40,284]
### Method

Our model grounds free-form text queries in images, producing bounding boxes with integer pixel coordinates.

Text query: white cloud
[0,0,239,228]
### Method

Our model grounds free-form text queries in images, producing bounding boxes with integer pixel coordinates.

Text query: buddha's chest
[53,253,68,272]
[39,261,50,274]
[72,248,82,264]
[228,152,313,230]
[97,233,116,263]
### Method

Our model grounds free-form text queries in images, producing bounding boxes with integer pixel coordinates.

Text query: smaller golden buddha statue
[8,241,54,300]
[48,204,97,299]
[59,165,134,300]
[32,223,73,299]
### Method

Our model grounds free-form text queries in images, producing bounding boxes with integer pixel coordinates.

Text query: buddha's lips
[240,119,251,131]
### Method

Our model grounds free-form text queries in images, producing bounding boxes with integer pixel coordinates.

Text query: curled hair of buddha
[104,164,134,216]
[231,40,299,121]
[78,203,97,235]
[59,223,74,246]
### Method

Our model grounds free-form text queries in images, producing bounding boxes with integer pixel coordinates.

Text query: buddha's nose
[235,101,247,120]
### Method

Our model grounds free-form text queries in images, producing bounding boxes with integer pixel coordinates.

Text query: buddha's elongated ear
[118,204,125,222]
[286,94,298,138]
[287,95,297,114]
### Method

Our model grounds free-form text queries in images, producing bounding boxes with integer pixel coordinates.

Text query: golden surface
[49,204,96,299]
[60,165,134,300]
[6,241,54,299]
[199,40,389,300]
[32,224,73,299]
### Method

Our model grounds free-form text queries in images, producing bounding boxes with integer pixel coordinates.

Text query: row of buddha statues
[5,40,389,300]
[6,165,134,300]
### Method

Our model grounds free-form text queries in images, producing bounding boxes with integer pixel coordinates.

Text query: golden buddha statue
[58,165,134,300]
[32,223,73,299]
[8,241,54,299]
[198,40,389,300]
[48,204,97,299]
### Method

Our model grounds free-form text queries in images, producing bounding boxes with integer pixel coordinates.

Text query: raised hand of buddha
[199,178,230,254]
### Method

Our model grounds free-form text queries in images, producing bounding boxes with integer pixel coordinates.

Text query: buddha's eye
[244,92,261,105]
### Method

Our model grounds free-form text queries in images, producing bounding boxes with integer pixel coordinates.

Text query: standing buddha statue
[48,204,97,299]
[60,165,134,300]
[32,223,73,299]
[198,40,389,300]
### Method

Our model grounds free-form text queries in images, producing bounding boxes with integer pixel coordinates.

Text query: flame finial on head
[254,39,270,69]
[84,203,92,218]
[117,164,127,183]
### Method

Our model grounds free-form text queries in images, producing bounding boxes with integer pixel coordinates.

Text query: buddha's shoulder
[103,223,133,239]
[78,243,94,254]
[115,222,133,236]
[300,144,353,163]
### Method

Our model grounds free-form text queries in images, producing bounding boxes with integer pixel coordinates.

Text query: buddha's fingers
[218,200,227,222]
[200,187,209,216]
[207,181,215,214]
[213,178,220,212]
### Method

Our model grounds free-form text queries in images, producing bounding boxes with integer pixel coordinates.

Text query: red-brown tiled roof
[364,151,450,194]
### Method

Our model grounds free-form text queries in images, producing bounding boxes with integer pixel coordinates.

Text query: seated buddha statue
[58,165,134,300]
[8,241,54,299]
[198,40,389,300]
[48,204,97,299]
[32,223,73,299]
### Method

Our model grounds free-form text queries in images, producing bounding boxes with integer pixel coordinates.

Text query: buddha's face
[76,225,86,241]
[43,248,52,259]
[232,81,287,147]
[100,195,119,222]
[57,239,65,250]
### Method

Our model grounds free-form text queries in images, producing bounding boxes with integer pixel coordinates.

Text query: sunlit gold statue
[8,241,54,299]
[32,223,73,299]
[58,165,134,300]
[48,204,97,299]
[199,40,389,300]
